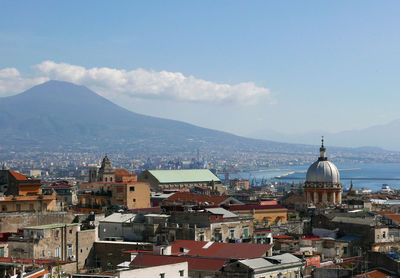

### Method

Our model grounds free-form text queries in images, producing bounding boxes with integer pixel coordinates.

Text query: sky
[1,1,400,145]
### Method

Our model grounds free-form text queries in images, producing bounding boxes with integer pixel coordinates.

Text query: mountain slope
[0,80,288,153]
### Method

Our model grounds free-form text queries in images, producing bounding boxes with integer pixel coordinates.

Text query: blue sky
[1,1,400,145]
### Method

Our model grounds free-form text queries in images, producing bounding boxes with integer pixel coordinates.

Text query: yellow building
[227,203,288,225]
[0,194,57,212]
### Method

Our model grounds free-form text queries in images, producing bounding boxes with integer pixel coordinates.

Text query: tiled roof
[129,206,162,213]
[130,253,227,271]
[0,195,55,202]
[9,170,31,181]
[0,257,71,264]
[167,192,238,206]
[147,169,221,183]
[167,192,241,206]
[356,270,391,278]
[226,204,287,211]
[378,211,400,224]
[171,240,272,259]
[114,169,130,176]
[273,235,294,239]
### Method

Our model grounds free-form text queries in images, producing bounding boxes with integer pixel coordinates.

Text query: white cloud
[0,67,49,96]
[0,61,273,105]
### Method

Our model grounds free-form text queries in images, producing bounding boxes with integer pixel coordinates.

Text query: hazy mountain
[0,80,293,154]
[0,80,396,162]
[249,121,400,151]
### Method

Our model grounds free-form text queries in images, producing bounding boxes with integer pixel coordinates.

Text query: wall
[76,229,97,271]
[93,242,152,270]
[0,211,75,233]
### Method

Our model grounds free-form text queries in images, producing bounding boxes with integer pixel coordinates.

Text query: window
[2,205,7,212]
[133,199,136,202]
[55,230,60,239]
[179,270,184,276]
[69,229,72,234]
[383,231,386,238]
[159,273,165,278]
[67,244,73,257]
[130,186,135,192]
[230,229,235,239]
[243,227,249,239]
[0,247,4,257]
[343,246,348,255]
[110,177,113,182]
[42,250,45,257]
[55,247,60,258]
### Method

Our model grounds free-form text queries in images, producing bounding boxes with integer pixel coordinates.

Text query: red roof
[171,240,272,259]
[0,257,71,265]
[301,235,321,240]
[167,192,233,206]
[273,235,294,239]
[227,204,287,211]
[129,206,162,213]
[114,169,130,176]
[130,253,227,271]
[9,170,31,181]
[356,270,391,278]
[254,229,271,233]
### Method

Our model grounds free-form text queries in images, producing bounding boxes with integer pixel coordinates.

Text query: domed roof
[305,138,340,184]
[306,160,340,184]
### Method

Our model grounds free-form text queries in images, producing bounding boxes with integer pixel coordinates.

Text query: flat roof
[147,169,220,183]
[25,223,80,230]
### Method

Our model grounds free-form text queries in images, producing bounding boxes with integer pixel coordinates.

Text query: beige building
[0,194,57,213]
[111,182,150,209]
[7,223,96,271]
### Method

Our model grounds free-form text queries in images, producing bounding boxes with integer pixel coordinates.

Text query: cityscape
[1,1,400,278]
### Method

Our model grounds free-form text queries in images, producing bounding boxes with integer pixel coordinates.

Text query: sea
[219,163,400,192]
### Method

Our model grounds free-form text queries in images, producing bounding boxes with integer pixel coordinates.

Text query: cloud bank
[0,61,272,105]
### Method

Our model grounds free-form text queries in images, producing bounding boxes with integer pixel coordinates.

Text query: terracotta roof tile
[166,192,232,206]
[130,253,227,271]
[8,170,31,181]
[227,204,287,211]
[171,240,272,259]
[356,270,391,278]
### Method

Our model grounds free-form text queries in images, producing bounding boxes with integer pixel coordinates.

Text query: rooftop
[167,192,241,206]
[100,213,136,223]
[239,253,303,270]
[147,169,221,183]
[24,223,80,230]
[204,207,238,218]
[226,203,287,211]
[171,240,272,259]
[130,253,227,271]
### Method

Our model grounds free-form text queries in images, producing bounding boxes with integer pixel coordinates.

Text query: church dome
[306,160,340,184]
[305,138,340,184]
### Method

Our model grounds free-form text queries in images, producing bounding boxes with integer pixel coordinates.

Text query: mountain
[0,80,292,154]
[249,121,400,151]
[0,81,396,162]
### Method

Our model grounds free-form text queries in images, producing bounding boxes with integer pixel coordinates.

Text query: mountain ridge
[0,80,396,160]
